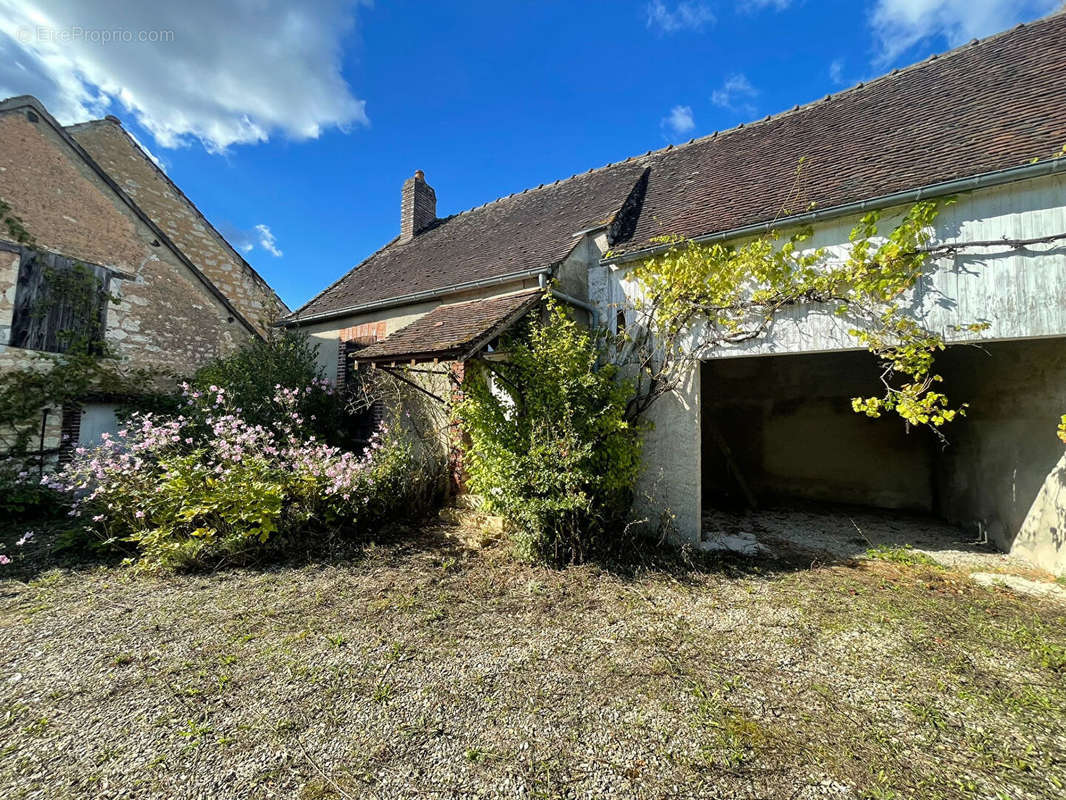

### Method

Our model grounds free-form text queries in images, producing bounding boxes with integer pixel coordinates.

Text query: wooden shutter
[10,250,112,354]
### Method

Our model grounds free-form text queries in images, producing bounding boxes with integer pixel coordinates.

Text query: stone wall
[67,118,285,333]
[0,106,256,378]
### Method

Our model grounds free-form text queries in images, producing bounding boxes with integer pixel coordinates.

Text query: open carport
[699,337,1066,565]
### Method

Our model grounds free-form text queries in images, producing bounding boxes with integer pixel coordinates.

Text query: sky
[0,0,1061,309]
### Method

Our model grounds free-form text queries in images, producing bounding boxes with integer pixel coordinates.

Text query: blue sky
[0,1,1060,308]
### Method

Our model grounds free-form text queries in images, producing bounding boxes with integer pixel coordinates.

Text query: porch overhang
[350,290,543,366]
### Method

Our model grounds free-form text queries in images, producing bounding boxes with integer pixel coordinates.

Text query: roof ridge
[64,117,288,314]
[0,94,266,338]
[647,14,1057,160]
[423,12,1061,221]
[284,235,399,318]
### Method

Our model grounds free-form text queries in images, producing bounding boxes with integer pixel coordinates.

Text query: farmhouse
[285,14,1066,573]
[0,95,285,459]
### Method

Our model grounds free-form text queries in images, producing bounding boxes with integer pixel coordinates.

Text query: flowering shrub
[51,384,416,569]
[190,330,362,450]
[0,529,34,568]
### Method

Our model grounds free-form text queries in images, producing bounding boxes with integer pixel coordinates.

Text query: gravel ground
[1,518,1065,799]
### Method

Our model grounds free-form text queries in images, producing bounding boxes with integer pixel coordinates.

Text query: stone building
[0,95,285,458]
[284,14,1066,572]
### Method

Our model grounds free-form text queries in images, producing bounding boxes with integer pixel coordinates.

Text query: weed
[865,544,943,568]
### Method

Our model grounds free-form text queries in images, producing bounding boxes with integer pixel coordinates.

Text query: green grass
[865,543,944,568]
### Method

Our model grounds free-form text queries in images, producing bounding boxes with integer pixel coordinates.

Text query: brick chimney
[400,169,436,242]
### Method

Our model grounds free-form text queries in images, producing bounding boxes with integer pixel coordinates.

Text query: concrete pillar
[633,360,701,544]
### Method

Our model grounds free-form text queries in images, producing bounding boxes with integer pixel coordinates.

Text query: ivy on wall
[0,197,161,465]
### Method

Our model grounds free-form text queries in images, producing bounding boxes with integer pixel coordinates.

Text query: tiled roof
[291,11,1066,322]
[608,12,1066,255]
[353,290,542,363]
[289,162,648,321]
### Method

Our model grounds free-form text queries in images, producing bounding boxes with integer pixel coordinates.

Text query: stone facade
[0,98,282,457]
[67,118,285,334]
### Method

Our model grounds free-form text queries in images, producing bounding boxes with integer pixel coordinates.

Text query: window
[9,248,112,354]
[338,338,384,451]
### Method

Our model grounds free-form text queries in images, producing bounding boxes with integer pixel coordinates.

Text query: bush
[190,330,360,449]
[51,384,418,569]
[0,465,69,520]
[456,298,643,564]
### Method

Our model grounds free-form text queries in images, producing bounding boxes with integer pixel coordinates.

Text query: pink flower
[0,555,11,565]
[135,510,146,519]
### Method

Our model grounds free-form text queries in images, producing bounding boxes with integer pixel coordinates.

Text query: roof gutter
[538,272,600,325]
[603,158,1066,266]
[280,266,552,327]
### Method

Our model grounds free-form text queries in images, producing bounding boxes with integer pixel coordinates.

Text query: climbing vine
[0,198,33,246]
[626,198,986,435]
[0,198,158,465]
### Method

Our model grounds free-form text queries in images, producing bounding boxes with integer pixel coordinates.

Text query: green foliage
[0,348,161,462]
[98,448,287,567]
[0,465,68,520]
[191,329,358,448]
[456,297,644,564]
[865,544,943,569]
[0,197,162,464]
[0,198,34,246]
[28,261,118,356]
[633,199,976,434]
[64,408,419,571]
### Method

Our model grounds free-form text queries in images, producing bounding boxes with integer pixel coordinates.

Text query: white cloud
[738,0,793,10]
[218,222,281,257]
[646,1,716,33]
[870,0,1060,63]
[828,58,845,85]
[661,104,695,137]
[255,224,282,258]
[711,73,758,115]
[0,0,369,153]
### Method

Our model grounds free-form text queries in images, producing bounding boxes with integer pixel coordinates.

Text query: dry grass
[1,518,1064,799]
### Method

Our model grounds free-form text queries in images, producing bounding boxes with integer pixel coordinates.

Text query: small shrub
[190,330,360,449]
[0,466,69,520]
[52,384,419,569]
[456,297,644,565]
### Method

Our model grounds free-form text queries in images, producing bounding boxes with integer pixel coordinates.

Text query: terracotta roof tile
[289,163,646,322]
[611,13,1066,254]
[293,12,1066,321]
[353,290,541,362]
